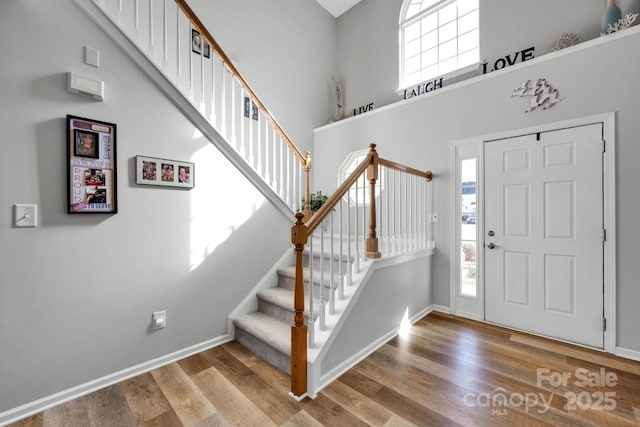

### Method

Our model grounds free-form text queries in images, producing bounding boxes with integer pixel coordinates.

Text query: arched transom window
[400,0,479,88]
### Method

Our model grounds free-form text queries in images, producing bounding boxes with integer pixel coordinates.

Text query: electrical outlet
[152,311,166,330]
[14,204,37,227]
[429,213,439,223]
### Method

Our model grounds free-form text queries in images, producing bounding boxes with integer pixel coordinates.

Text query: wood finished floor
[9,312,640,426]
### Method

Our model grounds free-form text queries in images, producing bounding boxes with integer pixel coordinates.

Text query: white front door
[484,124,604,348]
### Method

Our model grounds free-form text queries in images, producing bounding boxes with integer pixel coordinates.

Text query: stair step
[233,312,291,374]
[277,265,343,292]
[257,287,321,325]
[303,248,356,263]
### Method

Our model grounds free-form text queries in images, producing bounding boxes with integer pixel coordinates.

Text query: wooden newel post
[290,212,308,397]
[303,152,312,222]
[366,144,381,259]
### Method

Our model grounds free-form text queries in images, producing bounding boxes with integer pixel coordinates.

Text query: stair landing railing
[89,0,312,219]
[290,144,433,397]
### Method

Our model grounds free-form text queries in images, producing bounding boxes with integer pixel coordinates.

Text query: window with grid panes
[400,0,479,89]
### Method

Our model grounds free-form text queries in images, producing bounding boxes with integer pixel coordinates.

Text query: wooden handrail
[379,158,433,181]
[174,0,306,165]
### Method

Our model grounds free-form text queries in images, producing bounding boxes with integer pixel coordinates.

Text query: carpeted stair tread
[257,287,321,319]
[233,312,290,356]
[303,248,356,263]
[277,265,342,287]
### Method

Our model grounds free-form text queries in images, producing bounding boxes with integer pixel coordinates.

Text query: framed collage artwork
[67,115,117,214]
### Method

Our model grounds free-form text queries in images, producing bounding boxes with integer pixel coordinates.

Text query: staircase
[77,0,434,399]
[233,242,354,374]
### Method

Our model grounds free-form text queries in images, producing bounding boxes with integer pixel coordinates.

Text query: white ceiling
[315,0,362,18]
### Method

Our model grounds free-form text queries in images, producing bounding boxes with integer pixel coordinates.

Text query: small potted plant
[305,190,328,214]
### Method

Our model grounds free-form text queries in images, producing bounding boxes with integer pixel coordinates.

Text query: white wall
[187,0,338,154]
[320,256,432,377]
[314,28,640,354]
[336,0,639,115]
[0,0,292,413]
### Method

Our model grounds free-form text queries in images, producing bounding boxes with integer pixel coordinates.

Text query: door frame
[450,112,616,353]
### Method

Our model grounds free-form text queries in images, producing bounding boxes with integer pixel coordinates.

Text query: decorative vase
[601,0,622,33]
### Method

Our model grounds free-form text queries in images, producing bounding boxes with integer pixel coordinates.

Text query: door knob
[488,230,495,236]
[487,243,497,249]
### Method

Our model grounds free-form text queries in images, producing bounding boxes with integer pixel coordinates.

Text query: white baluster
[264,119,270,185]
[319,226,325,331]
[338,199,344,299]
[176,7,181,81]
[220,66,226,138]
[329,213,335,315]
[256,114,263,176]
[362,173,366,259]
[279,136,285,198]
[272,128,278,191]
[285,149,291,207]
[116,0,123,24]
[199,35,205,111]
[210,55,217,126]
[134,0,139,30]
[247,98,254,167]
[309,238,315,348]
[386,167,391,254]
[162,0,167,65]
[148,0,154,55]
[230,79,237,148]
[347,193,353,285]
[354,178,359,272]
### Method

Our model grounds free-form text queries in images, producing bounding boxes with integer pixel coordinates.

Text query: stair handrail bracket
[289,143,434,397]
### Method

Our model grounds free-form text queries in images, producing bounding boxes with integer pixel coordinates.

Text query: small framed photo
[74,129,100,159]
[192,27,210,58]
[67,115,117,214]
[136,155,194,189]
[192,28,202,55]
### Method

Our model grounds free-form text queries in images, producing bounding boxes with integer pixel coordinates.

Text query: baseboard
[432,304,450,314]
[0,334,233,426]
[615,346,640,362]
[314,325,400,396]
[313,304,434,396]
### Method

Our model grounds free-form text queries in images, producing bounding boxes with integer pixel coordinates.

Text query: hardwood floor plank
[223,340,291,396]
[200,346,300,425]
[191,366,277,426]
[299,394,369,427]
[6,413,43,427]
[193,413,233,427]
[336,370,385,397]
[150,363,217,426]
[321,376,395,426]
[138,409,183,427]
[382,414,419,427]
[41,385,136,427]
[371,385,463,427]
[178,352,219,377]
[121,372,172,424]
[279,410,325,427]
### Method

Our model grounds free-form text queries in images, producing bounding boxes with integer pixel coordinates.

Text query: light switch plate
[14,204,37,227]
[152,311,166,330]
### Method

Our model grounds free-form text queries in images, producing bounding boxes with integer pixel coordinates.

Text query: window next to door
[460,157,477,297]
